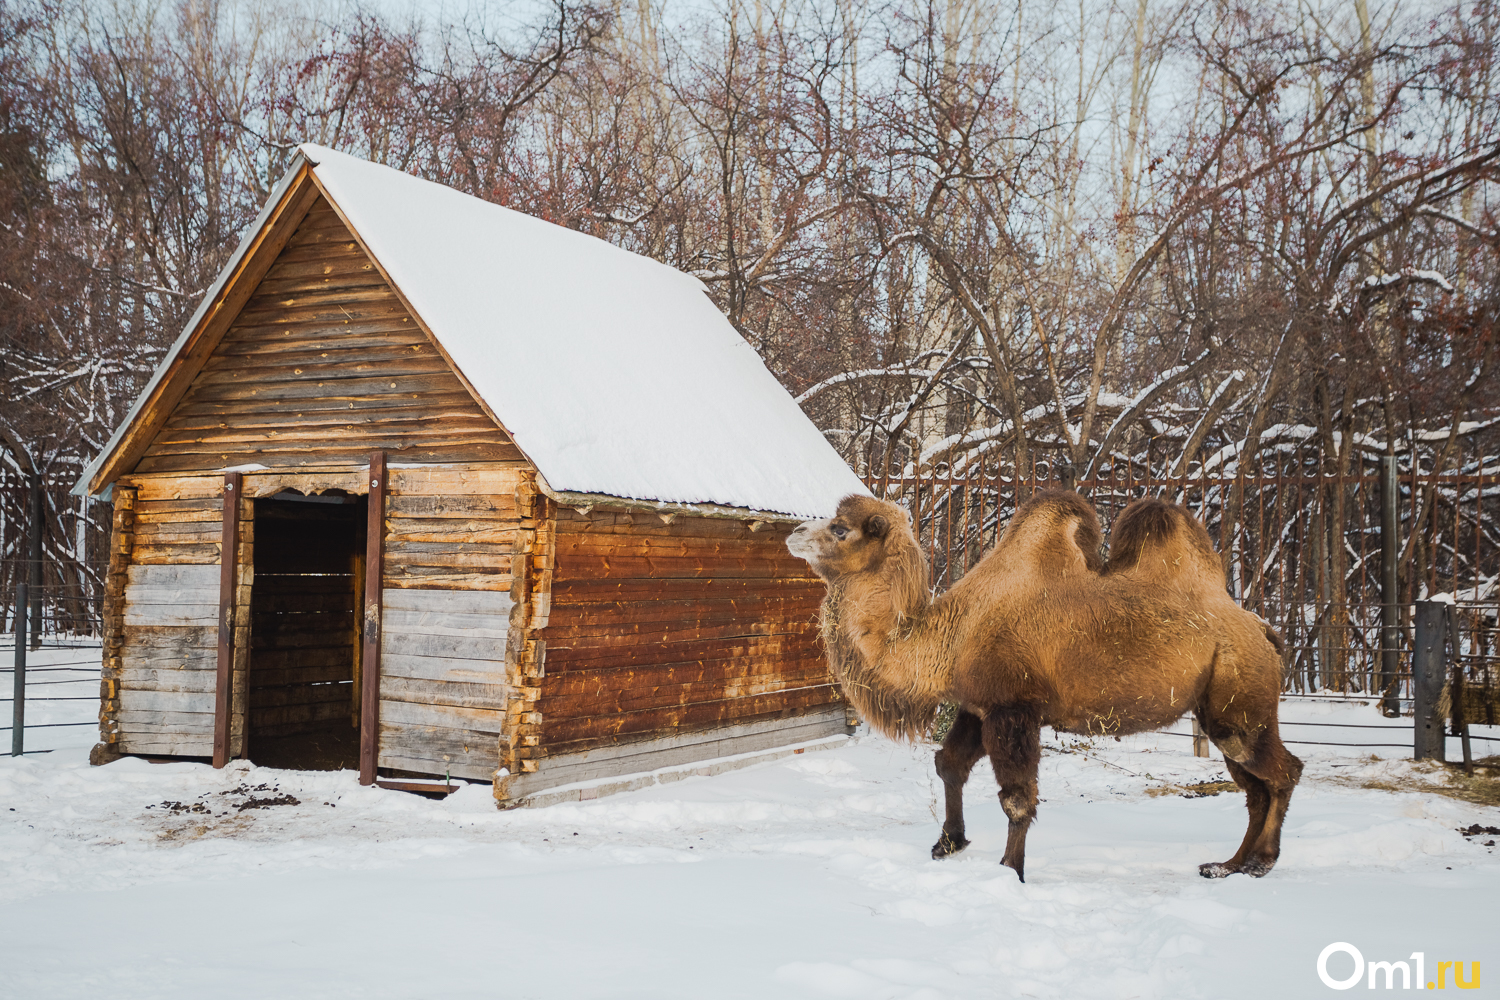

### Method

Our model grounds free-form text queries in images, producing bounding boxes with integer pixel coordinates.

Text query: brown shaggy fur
[787,492,1303,882]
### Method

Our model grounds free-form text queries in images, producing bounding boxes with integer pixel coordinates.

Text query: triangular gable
[134,195,520,472]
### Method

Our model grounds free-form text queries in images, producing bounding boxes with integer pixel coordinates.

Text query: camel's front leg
[932,710,984,859]
[983,705,1042,882]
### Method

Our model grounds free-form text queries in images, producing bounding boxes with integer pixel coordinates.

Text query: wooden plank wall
[113,480,252,757]
[537,509,835,762]
[134,195,523,473]
[378,465,520,779]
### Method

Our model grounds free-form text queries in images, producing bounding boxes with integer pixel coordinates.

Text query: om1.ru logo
[1319,943,1480,990]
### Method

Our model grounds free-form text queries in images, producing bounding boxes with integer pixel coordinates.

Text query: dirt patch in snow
[1146,779,1241,799]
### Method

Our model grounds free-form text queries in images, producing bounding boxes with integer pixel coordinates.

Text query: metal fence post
[1379,455,1401,716]
[1412,600,1447,761]
[28,475,43,650]
[12,582,27,756]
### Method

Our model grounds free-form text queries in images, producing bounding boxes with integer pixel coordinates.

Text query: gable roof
[76,144,867,518]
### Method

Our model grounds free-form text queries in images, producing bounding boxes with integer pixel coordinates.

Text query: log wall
[113,479,252,757]
[108,465,521,777]
[535,509,836,764]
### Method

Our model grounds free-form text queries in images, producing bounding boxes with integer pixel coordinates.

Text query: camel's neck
[821,578,954,741]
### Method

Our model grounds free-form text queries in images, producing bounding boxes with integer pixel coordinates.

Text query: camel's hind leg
[982,704,1042,882]
[932,710,984,859]
[1199,715,1304,879]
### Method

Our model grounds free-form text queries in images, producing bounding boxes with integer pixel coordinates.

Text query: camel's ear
[864,514,890,540]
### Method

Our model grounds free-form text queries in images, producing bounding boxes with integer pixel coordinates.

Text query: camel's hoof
[1198,862,1237,879]
[1240,858,1274,878]
[931,832,969,859]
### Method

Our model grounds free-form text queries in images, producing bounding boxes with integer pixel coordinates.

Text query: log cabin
[74,144,867,805]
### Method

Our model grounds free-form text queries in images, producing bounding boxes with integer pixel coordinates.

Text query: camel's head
[787,495,912,579]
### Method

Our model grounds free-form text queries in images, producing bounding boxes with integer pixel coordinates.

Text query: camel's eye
[830,523,849,540]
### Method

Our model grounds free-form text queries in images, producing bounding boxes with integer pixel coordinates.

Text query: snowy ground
[2,645,1498,999]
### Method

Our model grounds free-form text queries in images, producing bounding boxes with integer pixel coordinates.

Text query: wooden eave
[532,473,804,524]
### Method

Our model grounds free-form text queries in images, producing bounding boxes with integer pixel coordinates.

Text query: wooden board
[375,585,508,780]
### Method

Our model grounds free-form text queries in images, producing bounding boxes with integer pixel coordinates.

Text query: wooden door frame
[359,452,387,785]
[212,472,242,768]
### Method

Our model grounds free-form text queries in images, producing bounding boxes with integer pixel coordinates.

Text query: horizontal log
[130,542,221,565]
[135,443,523,474]
[122,625,218,652]
[380,652,507,685]
[545,596,820,628]
[117,709,216,732]
[542,672,837,721]
[120,736,214,756]
[120,665,218,693]
[386,466,528,495]
[382,572,512,592]
[242,283,398,313]
[381,587,514,616]
[544,619,816,647]
[134,521,223,545]
[124,604,219,628]
[193,352,452,389]
[379,699,505,733]
[164,406,497,438]
[126,563,222,589]
[380,675,507,711]
[119,688,216,714]
[383,608,509,640]
[556,513,796,540]
[377,723,499,780]
[542,686,841,747]
[200,341,441,376]
[387,518,517,545]
[553,532,803,558]
[180,369,466,404]
[386,494,518,519]
[233,296,412,329]
[543,634,819,670]
[382,630,506,662]
[152,416,500,449]
[553,554,800,580]
[551,577,824,601]
[255,256,380,284]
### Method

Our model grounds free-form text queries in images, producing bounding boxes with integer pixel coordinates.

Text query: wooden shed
[75,144,866,804]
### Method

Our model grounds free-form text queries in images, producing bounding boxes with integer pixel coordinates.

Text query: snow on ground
[2,648,1497,999]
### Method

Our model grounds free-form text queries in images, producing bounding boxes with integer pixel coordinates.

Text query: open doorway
[247,492,366,770]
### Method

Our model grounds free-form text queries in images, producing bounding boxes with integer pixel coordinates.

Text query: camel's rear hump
[1106,497,1223,589]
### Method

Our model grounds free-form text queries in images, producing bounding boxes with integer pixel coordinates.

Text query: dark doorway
[248,492,366,770]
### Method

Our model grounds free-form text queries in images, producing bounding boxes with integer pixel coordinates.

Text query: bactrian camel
[786,491,1303,882]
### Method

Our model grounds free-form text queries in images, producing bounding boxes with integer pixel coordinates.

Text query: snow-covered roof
[77,144,867,519]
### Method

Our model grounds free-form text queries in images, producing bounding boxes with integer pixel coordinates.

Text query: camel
[786,490,1303,882]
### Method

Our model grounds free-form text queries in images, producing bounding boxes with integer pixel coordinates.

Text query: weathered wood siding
[377,465,521,779]
[536,509,835,761]
[114,480,252,757]
[135,195,522,473]
[109,467,521,775]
